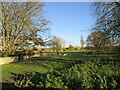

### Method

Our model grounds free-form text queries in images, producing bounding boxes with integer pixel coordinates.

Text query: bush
[11,72,67,89]
[11,60,120,89]
[3,51,9,57]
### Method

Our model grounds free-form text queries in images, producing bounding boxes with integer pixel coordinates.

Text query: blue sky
[43,2,96,47]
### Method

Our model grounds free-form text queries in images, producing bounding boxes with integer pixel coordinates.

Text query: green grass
[2,57,66,83]
[2,52,119,84]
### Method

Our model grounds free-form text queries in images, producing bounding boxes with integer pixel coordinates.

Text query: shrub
[11,60,120,89]
[11,72,68,89]
[3,51,9,57]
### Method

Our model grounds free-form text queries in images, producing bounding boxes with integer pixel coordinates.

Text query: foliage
[11,59,120,89]
[3,51,9,57]
[61,61,120,89]
[2,51,120,89]
[11,72,67,89]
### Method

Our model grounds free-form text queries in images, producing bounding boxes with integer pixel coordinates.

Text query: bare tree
[86,30,111,51]
[0,2,49,56]
[47,36,65,52]
[92,2,120,46]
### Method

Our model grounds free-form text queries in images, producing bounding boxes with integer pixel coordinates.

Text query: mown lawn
[2,52,120,85]
[2,57,65,83]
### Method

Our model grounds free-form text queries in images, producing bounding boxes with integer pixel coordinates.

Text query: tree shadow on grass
[26,57,75,63]
[1,82,61,90]
[1,82,15,89]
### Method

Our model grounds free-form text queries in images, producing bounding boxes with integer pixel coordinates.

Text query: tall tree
[92,2,120,46]
[80,35,84,50]
[0,2,49,56]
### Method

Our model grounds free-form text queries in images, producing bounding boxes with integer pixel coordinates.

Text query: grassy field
[2,51,120,89]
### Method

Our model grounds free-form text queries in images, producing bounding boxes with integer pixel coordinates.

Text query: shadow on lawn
[27,57,75,63]
[1,83,61,90]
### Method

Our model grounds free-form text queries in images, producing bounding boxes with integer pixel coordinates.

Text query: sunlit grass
[2,52,119,83]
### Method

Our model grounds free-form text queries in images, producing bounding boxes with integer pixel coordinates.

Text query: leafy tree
[0,2,49,56]
[80,35,84,50]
